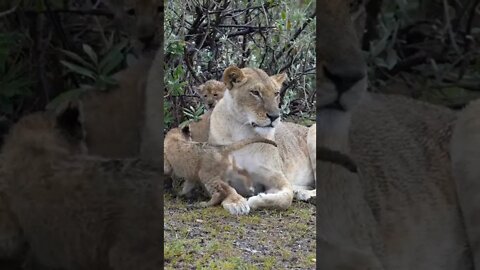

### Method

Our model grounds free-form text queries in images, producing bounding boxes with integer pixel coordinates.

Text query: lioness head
[222,66,286,136]
[195,80,227,110]
[317,0,367,112]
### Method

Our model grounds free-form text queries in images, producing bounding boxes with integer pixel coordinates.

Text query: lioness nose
[267,113,280,122]
[323,65,365,94]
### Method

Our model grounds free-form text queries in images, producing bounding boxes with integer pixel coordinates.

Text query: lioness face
[317,0,367,112]
[223,66,286,134]
[195,80,227,110]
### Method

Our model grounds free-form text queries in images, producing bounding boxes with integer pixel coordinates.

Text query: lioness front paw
[222,195,250,215]
[294,190,316,201]
[247,193,265,210]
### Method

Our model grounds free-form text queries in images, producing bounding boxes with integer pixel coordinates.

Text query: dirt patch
[164,191,316,270]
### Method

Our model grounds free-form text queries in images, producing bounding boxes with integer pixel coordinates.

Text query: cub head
[222,66,287,136]
[195,80,227,110]
[2,108,85,159]
[317,0,367,113]
[104,0,162,51]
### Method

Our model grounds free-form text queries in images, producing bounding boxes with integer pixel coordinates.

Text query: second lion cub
[189,80,227,142]
[164,126,276,207]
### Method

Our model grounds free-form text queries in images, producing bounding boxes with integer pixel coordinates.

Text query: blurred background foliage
[362,0,480,108]
[164,0,316,130]
[0,0,137,143]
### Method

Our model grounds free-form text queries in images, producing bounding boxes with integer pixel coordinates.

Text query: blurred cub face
[104,0,162,50]
[195,80,227,110]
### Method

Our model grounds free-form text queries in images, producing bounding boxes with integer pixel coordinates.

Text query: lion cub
[164,126,276,207]
[189,80,227,142]
[195,79,227,110]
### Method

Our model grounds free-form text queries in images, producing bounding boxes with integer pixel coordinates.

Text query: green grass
[164,192,316,269]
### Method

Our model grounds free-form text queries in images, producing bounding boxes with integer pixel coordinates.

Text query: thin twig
[0,1,20,18]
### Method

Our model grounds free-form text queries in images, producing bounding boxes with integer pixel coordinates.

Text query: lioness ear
[271,73,288,85]
[223,66,245,89]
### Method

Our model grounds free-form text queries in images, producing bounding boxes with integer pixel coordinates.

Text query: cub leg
[198,180,231,207]
[179,179,197,197]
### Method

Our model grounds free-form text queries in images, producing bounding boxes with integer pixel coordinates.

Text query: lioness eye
[204,95,207,97]
[213,94,218,97]
[250,90,260,97]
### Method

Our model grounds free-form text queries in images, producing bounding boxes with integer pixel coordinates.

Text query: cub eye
[274,91,280,97]
[126,8,135,16]
[213,94,218,97]
[250,90,260,97]
[204,95,207,98]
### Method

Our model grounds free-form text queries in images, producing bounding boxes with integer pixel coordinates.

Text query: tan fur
[225,156,256,197]
[0,192,24,260]
[189,80,227,142]
[140,48,164,167]
[80,0,163,160]
[316,0,475,269]
[307,124,316,180]
[189,111,212,142]
[80,55,153,158]
[164,127,276,208]
[0,112,162,269]
[209,66,315,215]
[451,98,480,268]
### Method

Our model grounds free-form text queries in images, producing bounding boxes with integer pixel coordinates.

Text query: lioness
[164,126,276,207]
[0,110,163,269]
[317,0,479,269]
[208,66,316,215]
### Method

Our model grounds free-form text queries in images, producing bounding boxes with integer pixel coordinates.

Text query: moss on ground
[164,192,316,269]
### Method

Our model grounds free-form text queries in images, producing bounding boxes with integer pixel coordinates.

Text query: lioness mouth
[252,123,274,128]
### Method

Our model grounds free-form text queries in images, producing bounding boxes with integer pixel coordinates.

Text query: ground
[164,190,316,270]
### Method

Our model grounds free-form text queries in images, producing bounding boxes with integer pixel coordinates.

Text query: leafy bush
[164,0,316,130]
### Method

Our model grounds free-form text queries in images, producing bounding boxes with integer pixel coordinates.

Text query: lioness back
[351,93,469,269]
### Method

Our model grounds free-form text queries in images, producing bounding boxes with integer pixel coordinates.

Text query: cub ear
[223,66,245,89]
[181,125,191,138]
[271,72,288,85]
[194,84,205,96]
